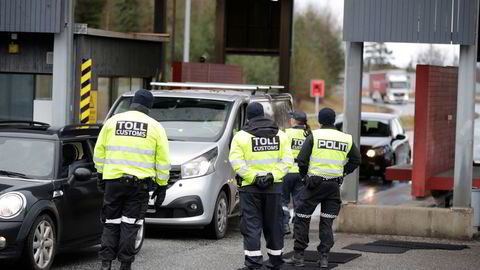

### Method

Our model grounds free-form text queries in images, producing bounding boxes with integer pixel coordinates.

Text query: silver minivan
[105,82,293,239]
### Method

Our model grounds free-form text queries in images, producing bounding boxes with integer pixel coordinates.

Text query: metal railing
[150,82,284,93]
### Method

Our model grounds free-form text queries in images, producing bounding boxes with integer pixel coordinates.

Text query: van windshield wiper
[0,170,31,179]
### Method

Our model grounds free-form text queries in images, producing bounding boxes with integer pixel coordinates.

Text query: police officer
[94,89,170,270]
[229,102,293,270]
[285,108,360,268]
[282,111,311,235]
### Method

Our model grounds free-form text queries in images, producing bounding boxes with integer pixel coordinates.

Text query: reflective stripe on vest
[308,129,352,177]
[233,131,288,186]
[285,128,306,173]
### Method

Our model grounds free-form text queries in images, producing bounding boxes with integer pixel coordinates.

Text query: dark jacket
[242,116,279,137]
[296,125,361,178]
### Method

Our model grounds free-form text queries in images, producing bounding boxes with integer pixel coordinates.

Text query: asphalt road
[45,219,479,270]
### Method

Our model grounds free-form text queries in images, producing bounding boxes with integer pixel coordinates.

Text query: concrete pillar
[52,0,74,126]
[278,0,293,93]
[453,44,477,207]
[342,42,364,203]
[183,0,191,62]
[214,0,226,63]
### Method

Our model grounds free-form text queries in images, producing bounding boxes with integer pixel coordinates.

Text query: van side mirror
[395,134,406,140]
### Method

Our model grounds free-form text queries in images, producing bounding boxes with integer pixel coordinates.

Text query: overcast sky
[294,0,459,68]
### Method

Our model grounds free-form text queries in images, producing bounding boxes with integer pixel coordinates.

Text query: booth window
[35,75,52,100]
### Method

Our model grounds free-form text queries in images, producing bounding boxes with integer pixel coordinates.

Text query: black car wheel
[23,214,57,270]
[206,191,228,239]
[133,222,145,254]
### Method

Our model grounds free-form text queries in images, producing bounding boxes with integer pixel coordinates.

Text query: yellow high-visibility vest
[308,129,352,178]
[285,128,306,173]
[93,110,171,186]
[229,130,293,187]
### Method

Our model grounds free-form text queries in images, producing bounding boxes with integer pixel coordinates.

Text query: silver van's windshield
[113,97,233,142]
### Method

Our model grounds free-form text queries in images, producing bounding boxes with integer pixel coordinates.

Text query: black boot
[120,262,132,270]
[284,251,304,267]
[318,253,329,268]
[100,260,111,270]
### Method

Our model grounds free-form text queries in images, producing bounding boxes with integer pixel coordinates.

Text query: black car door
[57,139,103,243]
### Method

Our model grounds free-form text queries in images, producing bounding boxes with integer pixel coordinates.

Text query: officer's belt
[112,175,153,190]
[309,175,343,184]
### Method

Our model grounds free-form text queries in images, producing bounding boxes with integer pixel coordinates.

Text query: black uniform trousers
[293,177,342,254]
[240,191,284,269]
[282,173,304,226]
[99,180,149,263]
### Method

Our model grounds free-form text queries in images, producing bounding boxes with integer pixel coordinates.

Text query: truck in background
[369,71,411,104]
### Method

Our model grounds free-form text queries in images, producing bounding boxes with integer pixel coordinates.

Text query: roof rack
[150,82,284,95]
[59,124,102,138]
[0,120,51,130]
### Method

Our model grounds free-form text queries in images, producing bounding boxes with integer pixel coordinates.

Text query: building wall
[0,0,63,33]
[412,65,458,197]
[0,33,53,74]
[343,0,478,45]
[74,35,165,122]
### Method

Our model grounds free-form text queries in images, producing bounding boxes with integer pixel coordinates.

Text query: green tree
[74,0,106,28]
[291,7,344,100]
[112,0,142,32]
[226,55,279,85]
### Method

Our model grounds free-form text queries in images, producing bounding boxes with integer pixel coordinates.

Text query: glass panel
[97,77,110,123]
[35,75,52,100]
[0,137,55,179]
[0,73,34,121]
[131,78,143,91]
[112,77,131,104]
[113,97,233,142]
[360,120,391,137]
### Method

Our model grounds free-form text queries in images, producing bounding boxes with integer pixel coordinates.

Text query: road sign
[310,80,325,97]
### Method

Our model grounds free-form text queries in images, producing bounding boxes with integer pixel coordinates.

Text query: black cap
[246,102,264,120]
[288,111,307,123]
[318,108,336,125]
[132,89,154,109]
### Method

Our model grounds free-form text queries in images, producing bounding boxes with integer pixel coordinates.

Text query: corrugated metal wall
[0,0,63,33]
[0,33,53,73]
[344,0,478,45]
[75,35,163,78]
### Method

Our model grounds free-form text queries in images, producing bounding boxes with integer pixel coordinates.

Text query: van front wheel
[206,191,228,239]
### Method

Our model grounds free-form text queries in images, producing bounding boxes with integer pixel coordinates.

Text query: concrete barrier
[335,203,475,240]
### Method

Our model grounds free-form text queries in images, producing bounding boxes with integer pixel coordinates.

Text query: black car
[0,121,145,270]
[335,113,411,183]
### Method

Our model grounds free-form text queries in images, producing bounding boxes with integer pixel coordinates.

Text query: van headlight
[0,192,26,219]
[181,147,218,179]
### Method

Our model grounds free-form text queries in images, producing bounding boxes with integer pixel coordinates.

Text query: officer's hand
[97,175,105,193]
[265,173,274,183]
[152,185,167,210]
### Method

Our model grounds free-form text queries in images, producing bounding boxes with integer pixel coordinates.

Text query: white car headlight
[181,147,218,179]
[366,149,376,158]
[0,192,26,219]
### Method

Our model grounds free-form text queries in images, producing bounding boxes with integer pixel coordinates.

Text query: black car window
[61,141,94,178]
[0,137,55,179]
[361,120,391,137]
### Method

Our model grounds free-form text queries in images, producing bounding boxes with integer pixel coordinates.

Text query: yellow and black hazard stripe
[80,59,92,124]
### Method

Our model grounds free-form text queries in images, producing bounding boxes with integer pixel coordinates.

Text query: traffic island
[335,203,475,240]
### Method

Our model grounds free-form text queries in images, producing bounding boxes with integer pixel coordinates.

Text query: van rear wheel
[205,191,228,239]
